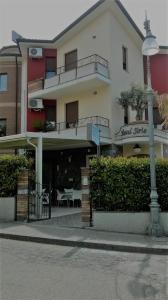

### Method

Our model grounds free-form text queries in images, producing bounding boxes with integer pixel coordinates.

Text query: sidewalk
[0,221,167,255]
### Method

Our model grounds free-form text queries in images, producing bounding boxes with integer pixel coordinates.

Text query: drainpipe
[15,56,18,134]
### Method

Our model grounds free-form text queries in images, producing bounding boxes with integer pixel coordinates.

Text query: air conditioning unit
[28,99,44,109]
[29,48,43,58]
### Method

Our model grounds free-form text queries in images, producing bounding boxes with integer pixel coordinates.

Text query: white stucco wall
[57,12,112,68]
[56,10,144,137]
[57,86,112,124]
[109,11,144,136]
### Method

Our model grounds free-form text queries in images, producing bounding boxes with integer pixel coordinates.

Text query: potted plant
[32,119,45,131]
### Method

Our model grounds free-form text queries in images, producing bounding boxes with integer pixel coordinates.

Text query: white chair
[64,188,73,206]
[72,190,82,207]
[57,189,70,207]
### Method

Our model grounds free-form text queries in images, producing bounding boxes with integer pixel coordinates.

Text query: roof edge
[115,0,144,40]
[17,0,144,46]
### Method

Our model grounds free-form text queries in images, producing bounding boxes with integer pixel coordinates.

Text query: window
[145,107,163,126]
[66,101,78,128]
[65,50,77,71]
[0,73,7,91]
[0,119,6,136]
[122,46,128,71]
[45,57,56,79]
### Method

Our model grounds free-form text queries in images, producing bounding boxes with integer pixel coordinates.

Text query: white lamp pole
[142,15,162,236]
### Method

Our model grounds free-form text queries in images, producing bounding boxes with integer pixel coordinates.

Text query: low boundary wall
[0,197,15,221]
[94,212,168,235]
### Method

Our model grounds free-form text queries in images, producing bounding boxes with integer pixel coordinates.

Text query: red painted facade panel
[144,53,168,95]
[27,48,57,131]
[150,54,168,94]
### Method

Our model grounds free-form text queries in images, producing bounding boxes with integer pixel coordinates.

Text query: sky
[0,0,167,48]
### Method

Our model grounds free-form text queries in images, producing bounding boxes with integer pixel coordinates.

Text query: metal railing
[55,54,109,75]
[44,116,109,133]
[28,54,110,94]
[28,182,52,221]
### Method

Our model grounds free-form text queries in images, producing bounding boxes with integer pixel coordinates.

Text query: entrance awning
[0,132,92,150]
[0,132,94,210]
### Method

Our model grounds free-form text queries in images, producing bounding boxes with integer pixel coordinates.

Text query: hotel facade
[0,0,167,198]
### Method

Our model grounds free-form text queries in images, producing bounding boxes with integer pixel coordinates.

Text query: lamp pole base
[148,202,163,237]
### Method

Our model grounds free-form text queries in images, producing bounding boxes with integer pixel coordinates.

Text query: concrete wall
[0,197,15,221]
[94,212,168,235]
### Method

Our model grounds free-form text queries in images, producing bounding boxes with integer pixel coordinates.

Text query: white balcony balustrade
[28,54,111,99]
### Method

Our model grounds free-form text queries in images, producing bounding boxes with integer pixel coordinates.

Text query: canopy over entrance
[0,132,93,216]
[0,132,91,150]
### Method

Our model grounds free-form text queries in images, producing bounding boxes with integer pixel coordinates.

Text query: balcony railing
[44,116,109,133]
[28,54,110,94]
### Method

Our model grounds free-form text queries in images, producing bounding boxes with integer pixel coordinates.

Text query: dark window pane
[145,107,163,125]
[65,50,77,71]
[0,119,6,136]
[46,58,56,78]
[66,101,78,128]
[122,47,128,71]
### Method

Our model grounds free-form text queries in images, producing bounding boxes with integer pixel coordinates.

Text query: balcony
[115,121,168,145]
[28,54,111,99]
[39,116,111,145]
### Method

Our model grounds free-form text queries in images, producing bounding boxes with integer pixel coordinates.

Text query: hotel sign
[116,124,148,140]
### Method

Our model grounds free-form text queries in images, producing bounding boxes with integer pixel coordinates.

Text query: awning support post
[36,136,43,218]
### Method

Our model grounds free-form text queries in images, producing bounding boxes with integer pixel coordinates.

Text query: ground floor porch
[114,122,168,158]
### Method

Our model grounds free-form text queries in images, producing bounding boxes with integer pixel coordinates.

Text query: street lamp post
[142,15,162,236]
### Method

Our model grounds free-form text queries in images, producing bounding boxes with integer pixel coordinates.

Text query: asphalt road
[0,238,167,300]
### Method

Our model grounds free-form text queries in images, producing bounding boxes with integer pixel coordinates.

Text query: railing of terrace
[28,54,110,94]
[44,116,109,133]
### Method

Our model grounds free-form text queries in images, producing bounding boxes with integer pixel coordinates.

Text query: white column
[36,136,43,217]
[21,57,28,133]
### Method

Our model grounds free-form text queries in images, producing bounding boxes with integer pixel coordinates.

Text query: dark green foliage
[90,157,168,212]
[117,85,147,121]
[0,155,28,197]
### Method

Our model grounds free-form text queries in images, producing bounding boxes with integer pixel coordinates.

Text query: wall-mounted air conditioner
[28,99,44,109]
[29,48,43,58]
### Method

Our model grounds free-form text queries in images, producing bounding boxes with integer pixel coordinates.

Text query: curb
[0,233,167,255]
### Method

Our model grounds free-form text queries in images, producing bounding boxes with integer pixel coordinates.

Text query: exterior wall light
[133,144,141,154]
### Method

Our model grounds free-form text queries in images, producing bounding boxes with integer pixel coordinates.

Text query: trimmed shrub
[90,157,168,212]
[0,155,28,197]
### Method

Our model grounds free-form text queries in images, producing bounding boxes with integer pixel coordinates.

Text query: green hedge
[90,157,168,212]
[0,155,28,197]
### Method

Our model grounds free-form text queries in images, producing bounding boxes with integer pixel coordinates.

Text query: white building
[0,0,167,199]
